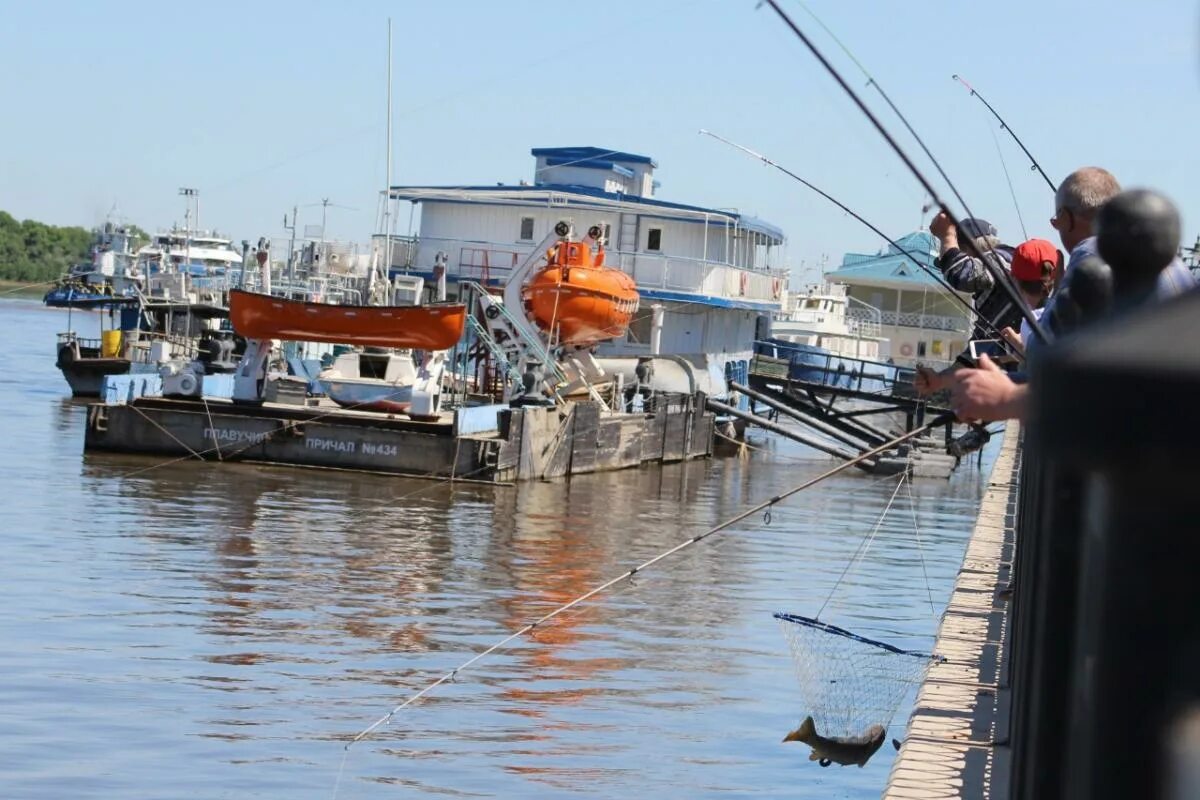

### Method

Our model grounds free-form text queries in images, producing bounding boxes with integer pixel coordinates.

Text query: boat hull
[229,290,467,350]
[320,378,413,413]
[58,359,131,397]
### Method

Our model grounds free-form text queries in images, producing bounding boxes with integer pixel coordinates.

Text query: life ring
[771,277,783,299]
[900,343,914,357]
[740,272,749,296]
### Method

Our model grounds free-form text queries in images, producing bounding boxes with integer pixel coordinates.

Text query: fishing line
[343,411,952,750]
[952,74,1057,192]
[903,475,939,623]
[763,0,1050,346]
[0,279,57,296]
[699,130,1019,349]
[988,124,1029,241]
[815,473,906,620]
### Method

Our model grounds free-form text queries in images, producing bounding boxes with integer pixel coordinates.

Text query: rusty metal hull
[83,395,714,482]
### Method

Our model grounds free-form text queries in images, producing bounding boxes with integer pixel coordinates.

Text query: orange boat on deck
[228,290,467,350]
[522,234,639,346]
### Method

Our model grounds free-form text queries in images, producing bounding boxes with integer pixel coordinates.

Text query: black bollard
[1096,188,1182,302]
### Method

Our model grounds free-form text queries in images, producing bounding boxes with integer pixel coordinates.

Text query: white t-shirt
[1019,307,1045,345]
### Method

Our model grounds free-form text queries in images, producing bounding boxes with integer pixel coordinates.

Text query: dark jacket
[938,243,1023,367]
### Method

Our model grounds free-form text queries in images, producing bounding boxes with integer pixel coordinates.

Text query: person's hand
[950,355,1024,421]
[914,365,940,396]
[929,211,955,239]
[1000,326,1025,356]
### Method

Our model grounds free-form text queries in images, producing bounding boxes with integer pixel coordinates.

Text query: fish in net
[775,612,939,767]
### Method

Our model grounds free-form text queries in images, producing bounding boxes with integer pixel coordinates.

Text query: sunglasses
[1050,208,1075,231]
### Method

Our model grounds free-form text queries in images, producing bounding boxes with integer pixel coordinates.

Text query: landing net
[775,612,937,739]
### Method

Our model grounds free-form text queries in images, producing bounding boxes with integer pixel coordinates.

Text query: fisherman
[951,188,1195,422]
[1037,167,1194,346]
[914,215,1020,395]
[998,238,1063,355]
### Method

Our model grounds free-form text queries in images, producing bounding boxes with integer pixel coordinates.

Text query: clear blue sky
[3,0,1198,282]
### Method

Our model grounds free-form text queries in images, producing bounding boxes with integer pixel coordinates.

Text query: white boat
[137,229,242,275]
[770,282,889,361]
[318,349,418,413]
[381,146,790,397]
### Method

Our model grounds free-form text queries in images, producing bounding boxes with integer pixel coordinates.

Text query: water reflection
[2,299,998,799]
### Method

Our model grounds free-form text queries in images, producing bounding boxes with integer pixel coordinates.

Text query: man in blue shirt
[1032,167,1194,354]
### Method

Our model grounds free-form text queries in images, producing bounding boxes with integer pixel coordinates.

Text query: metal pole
[382,19,394,290]
[321,198,329,247]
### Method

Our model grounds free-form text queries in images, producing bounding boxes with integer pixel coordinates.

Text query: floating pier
[83,393,713,482]
[729,347,963,478]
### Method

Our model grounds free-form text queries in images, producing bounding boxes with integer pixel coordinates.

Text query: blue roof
[825,231,945,286]
[531,146,657,168]
[388,182,787,243]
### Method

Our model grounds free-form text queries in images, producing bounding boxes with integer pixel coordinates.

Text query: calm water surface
[0,298,1000,798]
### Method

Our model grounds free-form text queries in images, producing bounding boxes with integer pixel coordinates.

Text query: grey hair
[1056,167,1121,219]
[973,234,1001,253]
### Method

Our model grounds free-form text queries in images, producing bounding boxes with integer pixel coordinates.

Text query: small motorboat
[522,230,639,346]
[228,289,467,350]
[318,349,417,413]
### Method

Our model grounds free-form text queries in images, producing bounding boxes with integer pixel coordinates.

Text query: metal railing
[402,235,789,303]
[875,309,971,333]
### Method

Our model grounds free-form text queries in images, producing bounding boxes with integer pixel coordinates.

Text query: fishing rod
[794,0,972,221]
[952,74,1057,193]
[789,0,1045,347]
[794,0,1031,260]
[699,129,1021,350]
[762,0,1050,346]
[345,411,955,749]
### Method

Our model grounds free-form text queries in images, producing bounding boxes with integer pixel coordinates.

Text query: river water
[0,297,1000,799]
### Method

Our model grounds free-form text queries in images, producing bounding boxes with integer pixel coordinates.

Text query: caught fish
[783,715,887,767]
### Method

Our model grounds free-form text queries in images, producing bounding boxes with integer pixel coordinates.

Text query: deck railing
[875,309,971,333]
[399,235,788,304]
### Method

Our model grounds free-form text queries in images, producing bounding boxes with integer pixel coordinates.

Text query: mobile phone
[968,339,1012,363]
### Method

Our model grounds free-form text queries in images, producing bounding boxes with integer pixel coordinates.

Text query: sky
[3,0,1198,284]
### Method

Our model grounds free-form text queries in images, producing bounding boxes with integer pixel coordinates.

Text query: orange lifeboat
[229,290,466,350]
[522,234,639,346]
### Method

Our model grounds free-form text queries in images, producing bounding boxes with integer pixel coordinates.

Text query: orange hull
[229,290,466,350]
[523,240,639,346]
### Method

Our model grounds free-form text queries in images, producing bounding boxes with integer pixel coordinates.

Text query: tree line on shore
[0,211,147,283]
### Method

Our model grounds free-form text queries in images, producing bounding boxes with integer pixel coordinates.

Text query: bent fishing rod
[795,1,1032,243]
[345,411,955,749]
[763,0,1050,346]
[952,74,1057,193]
[699,129,1023,352]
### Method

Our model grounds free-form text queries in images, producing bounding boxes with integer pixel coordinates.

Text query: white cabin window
[519,217,535,241]
[647,228,662,252]
[600,223,611,245]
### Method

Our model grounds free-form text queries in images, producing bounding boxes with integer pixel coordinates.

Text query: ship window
[601,223,611,245]
[917,341,927,357]
[519,217,535,241]
[647,228,662,252]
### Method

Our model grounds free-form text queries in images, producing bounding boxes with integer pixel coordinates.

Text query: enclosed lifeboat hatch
[522,224,639,347]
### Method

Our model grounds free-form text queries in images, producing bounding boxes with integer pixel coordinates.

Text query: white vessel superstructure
[381,146,789,392]
[770,282,888,361]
